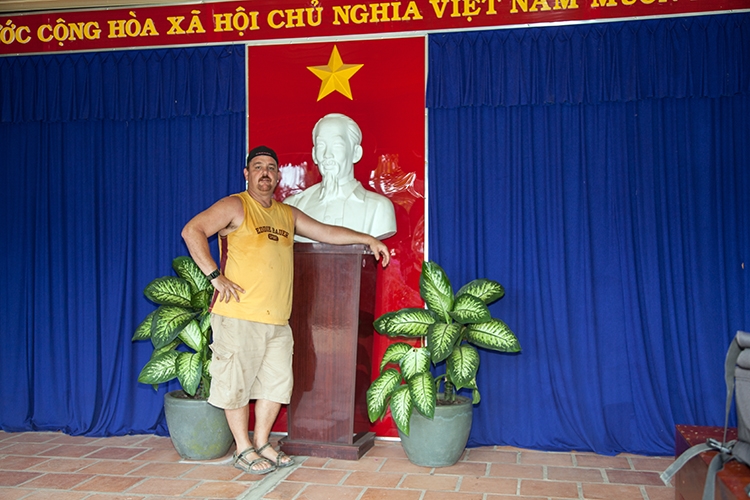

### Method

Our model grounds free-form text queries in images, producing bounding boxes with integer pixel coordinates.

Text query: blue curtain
[427,13,750,455]
[0,46,246,436]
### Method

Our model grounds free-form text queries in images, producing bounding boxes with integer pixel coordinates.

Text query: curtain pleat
[427,13,750,455]
[0,46,245,123]
[0,45,246,435]
[427,14,750,107]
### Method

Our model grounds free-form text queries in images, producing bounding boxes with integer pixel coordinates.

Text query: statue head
[311,113,363,182]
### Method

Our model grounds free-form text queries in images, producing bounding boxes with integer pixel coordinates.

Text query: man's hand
[211,274,245,303]
[368,238,391,267]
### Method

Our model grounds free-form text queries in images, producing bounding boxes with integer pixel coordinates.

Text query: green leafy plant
[132,256,214,399]
[366,260,521,435]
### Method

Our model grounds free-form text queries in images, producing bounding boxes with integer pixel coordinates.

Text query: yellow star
[307,45,364,101]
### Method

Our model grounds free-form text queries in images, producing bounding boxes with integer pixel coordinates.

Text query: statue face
[312,117,361,180]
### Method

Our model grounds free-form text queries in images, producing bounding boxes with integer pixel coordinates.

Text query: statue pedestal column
[279,243,377,460]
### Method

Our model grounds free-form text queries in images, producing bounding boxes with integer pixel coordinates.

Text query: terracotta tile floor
[0,430,676,499]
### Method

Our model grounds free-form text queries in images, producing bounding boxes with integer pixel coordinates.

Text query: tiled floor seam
[395,469,416,489]
[454,474,464,492]
[639,485,650,500]
[173,476,212,499]
[338,468,354,486]
[352,487,366,500]
[239,460,298,500]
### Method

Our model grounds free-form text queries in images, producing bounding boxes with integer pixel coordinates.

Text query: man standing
[181,145,390,474]
[285,113,397,242]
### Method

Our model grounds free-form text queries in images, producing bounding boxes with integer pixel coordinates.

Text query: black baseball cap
[246,145,278,165]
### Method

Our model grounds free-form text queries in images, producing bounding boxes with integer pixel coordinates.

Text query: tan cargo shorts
[207,314,294,410]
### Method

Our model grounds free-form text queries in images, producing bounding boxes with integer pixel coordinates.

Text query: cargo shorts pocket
[208,343,240,406]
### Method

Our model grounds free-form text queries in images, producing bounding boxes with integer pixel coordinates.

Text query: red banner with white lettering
[247,37,426,436]
[1,0,746,56]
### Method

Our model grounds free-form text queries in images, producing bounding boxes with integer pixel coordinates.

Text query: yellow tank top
[210,191,295,325]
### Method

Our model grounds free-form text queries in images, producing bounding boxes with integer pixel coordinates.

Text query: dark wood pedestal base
[674,424,749,500]
[279,244,378,460]
[280,431,375,461]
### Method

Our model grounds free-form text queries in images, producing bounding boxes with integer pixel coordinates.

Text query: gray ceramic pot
[163,390,233,460]
[397,395,473,467]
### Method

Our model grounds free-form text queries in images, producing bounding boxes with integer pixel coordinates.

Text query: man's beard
[319,162,343,200]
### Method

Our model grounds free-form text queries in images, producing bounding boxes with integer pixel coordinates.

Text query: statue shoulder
[361,188,395,210]
[284,184,321,207]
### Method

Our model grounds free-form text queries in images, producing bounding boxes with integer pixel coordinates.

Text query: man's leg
[226,405,273,472]
[253,399,292,465]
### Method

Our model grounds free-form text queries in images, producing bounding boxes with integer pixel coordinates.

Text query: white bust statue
[284,113,397,242]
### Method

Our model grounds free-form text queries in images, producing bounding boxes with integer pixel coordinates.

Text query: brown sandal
[233,447,276,475]
[256,442,294,468]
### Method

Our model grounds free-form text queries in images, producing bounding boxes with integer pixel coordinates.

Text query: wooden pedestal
[675,424,749,500]
[279,243,378,460]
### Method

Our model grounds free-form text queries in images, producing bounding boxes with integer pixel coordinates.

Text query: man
[284,113,397,242]
[181,145,390,474]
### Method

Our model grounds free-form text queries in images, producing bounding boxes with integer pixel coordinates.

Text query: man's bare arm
[291,207,391,267]
[182,196,246,302]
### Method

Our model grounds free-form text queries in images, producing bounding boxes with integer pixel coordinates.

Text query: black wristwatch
[206,269,220,280]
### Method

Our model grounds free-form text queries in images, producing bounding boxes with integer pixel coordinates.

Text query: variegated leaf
[373,311,398,335]
[202,357,212,381]
[379,343,413,372]
[151,306,196,349]
[463,376,481,403]
[465,319,521,352]
[176,351,202,396]
[456,278,505,305]
[152,339,180,358]
[399,347,432,380]
[199,311,211,335]
[178,320,204,352]
[191,289,213,310]
[447,344,480,389]
[420,261,454,322]
[366,368,402,422]
[173,256,212,293]
[389,385,413,436]
[138,350,178,385]
[408,371,436,419]
[144,277,192,308]
[132,310,156,341]
[427,322,462,363]
[449,294,490,325]
[378,308,436,338]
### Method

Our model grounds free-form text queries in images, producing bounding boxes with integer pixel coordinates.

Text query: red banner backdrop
[248,37,426,436]
[1,0,747,56]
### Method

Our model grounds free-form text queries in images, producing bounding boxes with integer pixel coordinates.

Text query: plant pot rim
[165,389,209,401]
